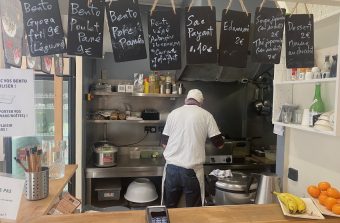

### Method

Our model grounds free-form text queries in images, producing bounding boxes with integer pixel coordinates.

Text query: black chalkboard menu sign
[251,7,286,64]
[105,0,147,62]
[148,9,181,70]
[0,0,24,67]
[219,10,251,68]
[67,0,104,58]
[185,7,217,64]
[285,14,314,68]
[21,0,66,56]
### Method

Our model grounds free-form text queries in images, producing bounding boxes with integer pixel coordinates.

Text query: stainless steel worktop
[85,155,275,178]
[86,156,166,178]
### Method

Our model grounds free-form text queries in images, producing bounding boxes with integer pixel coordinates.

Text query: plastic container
[124,178,158,203]
[95,179,121,201]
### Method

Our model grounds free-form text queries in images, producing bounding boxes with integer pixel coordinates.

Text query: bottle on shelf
[322,55,331,78]
[144,78,149,94]
[330,55,337,77]
[149,73,155,93]
[309,83,325,127]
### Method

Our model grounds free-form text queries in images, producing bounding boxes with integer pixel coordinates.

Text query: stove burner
[205,155,232,164]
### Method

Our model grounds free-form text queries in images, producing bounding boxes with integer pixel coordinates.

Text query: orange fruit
[318,182,331,191]
[319,194,328,205]
[320,190,328,196]
[327,187,340,199]
[325,197,337,210]
[332,204,340,215]
[337,199,340,204]
[307,185,320,198]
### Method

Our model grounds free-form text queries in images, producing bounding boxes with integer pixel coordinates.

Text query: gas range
[205,155,233,164]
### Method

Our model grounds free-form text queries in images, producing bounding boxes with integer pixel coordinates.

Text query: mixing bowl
[124,178,158,203]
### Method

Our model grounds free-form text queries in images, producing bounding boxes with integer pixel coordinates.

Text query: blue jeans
[164,164,201,208]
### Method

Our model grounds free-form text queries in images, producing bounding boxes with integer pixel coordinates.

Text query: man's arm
[210,134,224,149]
[160,134,169,149]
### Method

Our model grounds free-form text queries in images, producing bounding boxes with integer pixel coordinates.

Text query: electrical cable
[114,132,149,147]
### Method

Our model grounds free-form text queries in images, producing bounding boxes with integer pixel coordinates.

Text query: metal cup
[24,167,49,200]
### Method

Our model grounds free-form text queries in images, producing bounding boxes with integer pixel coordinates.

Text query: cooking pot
[214,171,257,205]
[93,141,118,167]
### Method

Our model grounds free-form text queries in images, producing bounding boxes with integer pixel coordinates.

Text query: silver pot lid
[94,143,118,153]
[215,171,257,192]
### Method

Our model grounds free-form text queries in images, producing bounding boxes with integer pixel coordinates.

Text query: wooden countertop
[0,165,77,223]
[30,204,340,223]
[3,164,340,223]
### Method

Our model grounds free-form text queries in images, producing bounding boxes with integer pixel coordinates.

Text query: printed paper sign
[0,175,25,220]
[0,69,35,136]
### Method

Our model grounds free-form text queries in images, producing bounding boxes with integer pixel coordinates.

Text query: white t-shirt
[162,105,221,169]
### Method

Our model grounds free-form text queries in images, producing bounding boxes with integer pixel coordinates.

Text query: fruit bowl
[278,198,324,219]
[311,198,340,217]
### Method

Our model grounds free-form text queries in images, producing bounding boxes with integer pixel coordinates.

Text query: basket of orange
[307,181,340,216]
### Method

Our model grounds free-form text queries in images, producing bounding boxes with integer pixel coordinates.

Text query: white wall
[277,3,340,196]
[285,129,340,196]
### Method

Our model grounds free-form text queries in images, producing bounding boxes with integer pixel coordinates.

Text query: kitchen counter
[30,204,339,223]
[86,155,275,178]
[0,165,77,223]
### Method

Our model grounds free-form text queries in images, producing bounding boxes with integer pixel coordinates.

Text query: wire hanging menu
[106,0,147,62]
[185,7,217,64]
[148,8,181,70]
[219,10,251,68]
[67,0,104,58]
[21,0,66,56]
[251,7,285,64]
[285,14,314,68]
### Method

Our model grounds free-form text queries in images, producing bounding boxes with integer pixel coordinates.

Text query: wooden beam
[272,0,340,6]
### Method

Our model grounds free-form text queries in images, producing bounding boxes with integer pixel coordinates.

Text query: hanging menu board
[21,0,66,56]
[251,7,285,64]
[148,9,181,70]
[105,0,147,62]
[185,7,217,64]
[285,14,314,68]
[219,10,251,68]
[0,0,24,67]
[67,0,104,58]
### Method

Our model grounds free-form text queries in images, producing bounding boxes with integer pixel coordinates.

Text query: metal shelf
[91,91,184,98]
[87,120,164,124]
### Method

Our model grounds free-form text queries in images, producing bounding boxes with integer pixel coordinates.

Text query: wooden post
[54,74,63,143]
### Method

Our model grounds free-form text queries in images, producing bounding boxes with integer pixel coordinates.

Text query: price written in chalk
[185,6,217,64]
[21,0,66,56]
[285,14,314,68]
[251,7,286,64]
[67,0,104,58]
[148,9,181,70]
[106,0,146,62]
[219,10,251,67]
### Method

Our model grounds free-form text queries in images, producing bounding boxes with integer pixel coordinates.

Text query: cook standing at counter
[160,89,224,208]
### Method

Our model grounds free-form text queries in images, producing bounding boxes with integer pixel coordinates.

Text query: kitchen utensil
[124,178,158,203]
[93,141,118,167]
[93,123,118,167]
[246,172,281,204]
[214,171,258,205]
[24,167,49,201]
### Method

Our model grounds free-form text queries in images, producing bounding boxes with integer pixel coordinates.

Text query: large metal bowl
[124,178,158,203]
